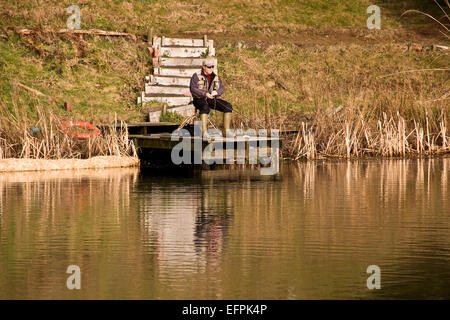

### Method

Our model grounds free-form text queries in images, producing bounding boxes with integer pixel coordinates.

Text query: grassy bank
[0,0,448,159]
[217,42,449,158]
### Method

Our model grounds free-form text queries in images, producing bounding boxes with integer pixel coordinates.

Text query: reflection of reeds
[0,167,140,299]
[0,103,136,159]
[216,158,449,299]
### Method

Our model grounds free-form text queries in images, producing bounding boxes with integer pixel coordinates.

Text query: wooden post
[245,140,249,165]
[152,57,159,68]
[153,36,161,49]
[203,34,208,47]
[147,27,153,44]
[208,40,215,56]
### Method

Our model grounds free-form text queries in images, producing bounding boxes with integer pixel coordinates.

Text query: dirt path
[183,26,447,48]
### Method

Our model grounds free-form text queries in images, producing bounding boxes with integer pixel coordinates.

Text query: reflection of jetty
[110,122,282,167]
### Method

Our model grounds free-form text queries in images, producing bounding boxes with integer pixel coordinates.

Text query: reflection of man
[189,57,233,138]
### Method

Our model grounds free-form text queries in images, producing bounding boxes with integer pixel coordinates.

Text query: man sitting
[189,58,233,138]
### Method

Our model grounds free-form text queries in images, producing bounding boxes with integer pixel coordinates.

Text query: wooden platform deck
[130,132,281,165]
[130,132,280,149]
[101,121,283,168]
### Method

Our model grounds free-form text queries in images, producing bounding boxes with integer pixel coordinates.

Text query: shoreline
[0,156,140,172]
[1,154,449,173]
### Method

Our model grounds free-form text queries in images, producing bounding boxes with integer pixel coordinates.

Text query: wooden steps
[138,35,218,123]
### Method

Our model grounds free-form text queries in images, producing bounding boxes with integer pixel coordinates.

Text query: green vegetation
[160,110,184,123]
[0,33,147,122]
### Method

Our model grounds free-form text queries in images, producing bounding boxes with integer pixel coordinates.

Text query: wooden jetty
[126,35,282,170]
[132,132,281,168]
[106,122,282,169]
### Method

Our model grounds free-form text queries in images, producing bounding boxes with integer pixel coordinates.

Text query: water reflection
[0,168,140,299]
[0,158,449,299]
[282,158,449,299]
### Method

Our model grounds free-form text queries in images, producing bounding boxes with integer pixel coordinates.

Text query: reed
[0,102,136,160]
[278,106,449,159]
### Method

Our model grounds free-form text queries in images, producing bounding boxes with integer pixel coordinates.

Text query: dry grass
[276,107,449,159]
[0,101,136,159]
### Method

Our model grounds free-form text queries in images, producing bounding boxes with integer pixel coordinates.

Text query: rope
[208,115,219,131]
[177,113,196,130]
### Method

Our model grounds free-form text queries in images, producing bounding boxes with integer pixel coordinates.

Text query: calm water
[0,158,449,299]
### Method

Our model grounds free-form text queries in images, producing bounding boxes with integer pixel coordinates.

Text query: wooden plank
[142,95,192,106]
[16,82,58,105]
[17,28,136,41]
[159,46,208,58]
[154,76,191,86]
[133,134,281,143]
[155,66,218,76]
[161,37,205,47]
[159,57,217,67]
[131,134,204,150]
[129,122,178,127]
[155,67,198,77]
[204,136,282,143]
[145,85,190,95]
[99,122,179,128]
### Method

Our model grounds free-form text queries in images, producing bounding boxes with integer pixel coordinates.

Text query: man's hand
[205,93,214,99]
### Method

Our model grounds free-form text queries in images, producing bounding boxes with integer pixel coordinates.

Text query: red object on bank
[59,121,100,139]
[64,102,72,111]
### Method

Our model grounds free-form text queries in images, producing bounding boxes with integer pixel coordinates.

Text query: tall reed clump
[281,106,448,159]
[0,102,136,160]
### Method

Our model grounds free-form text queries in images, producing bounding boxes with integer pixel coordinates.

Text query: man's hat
[202,57,215,66]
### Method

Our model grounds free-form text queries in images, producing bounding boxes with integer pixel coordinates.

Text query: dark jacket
[190,70,225,98]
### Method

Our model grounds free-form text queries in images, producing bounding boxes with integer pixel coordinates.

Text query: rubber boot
[223,112,234,137]
[201,113,210,140]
